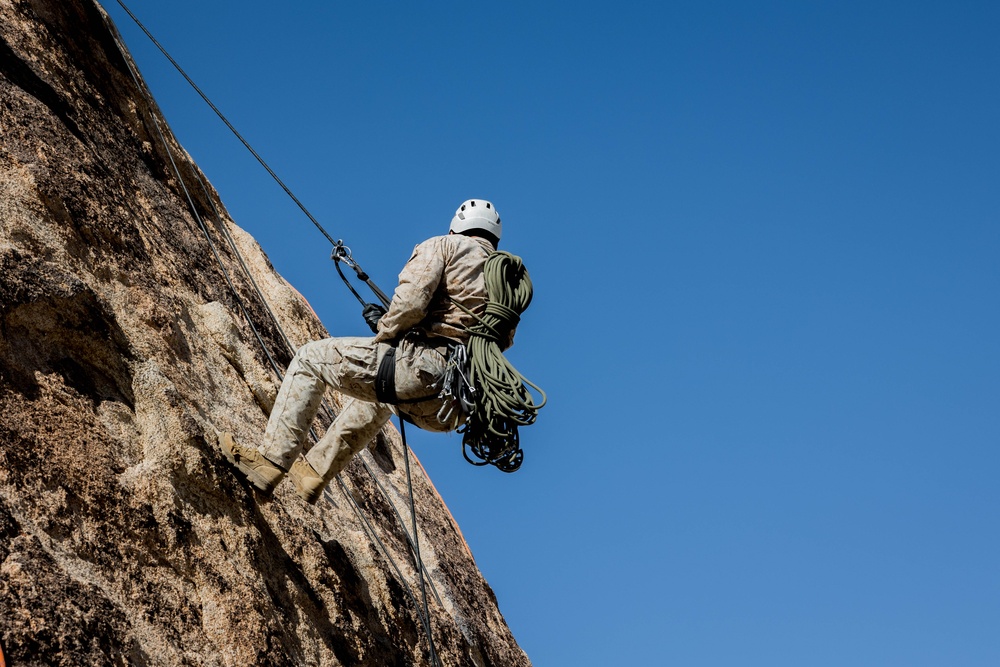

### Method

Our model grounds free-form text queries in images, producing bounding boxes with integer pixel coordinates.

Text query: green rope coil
[458,251,546,472]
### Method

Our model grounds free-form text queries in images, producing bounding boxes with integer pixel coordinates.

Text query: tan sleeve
[374,238,445,342]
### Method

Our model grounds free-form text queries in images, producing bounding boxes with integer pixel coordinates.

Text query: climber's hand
[362,303,387,334]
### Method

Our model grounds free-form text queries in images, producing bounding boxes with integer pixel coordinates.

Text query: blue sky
[103,1,999,664]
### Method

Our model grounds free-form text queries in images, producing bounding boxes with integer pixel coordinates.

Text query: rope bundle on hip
[457,251,546,472]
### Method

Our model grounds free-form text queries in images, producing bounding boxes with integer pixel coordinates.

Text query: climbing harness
[333,245,546,473]
[374,345,399,405]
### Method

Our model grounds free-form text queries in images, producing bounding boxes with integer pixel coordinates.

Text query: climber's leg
[308,397,393,479]
[259,336,380,470]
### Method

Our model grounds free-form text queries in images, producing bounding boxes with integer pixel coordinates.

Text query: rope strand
[455,252,547,472]
[112,0,338,246]
[101,7,440,660]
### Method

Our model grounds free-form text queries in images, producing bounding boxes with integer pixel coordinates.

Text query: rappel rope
[110,0,544,657]
[103,5,441,663]
[111,0,336,247]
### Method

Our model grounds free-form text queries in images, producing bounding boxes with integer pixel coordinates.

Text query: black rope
[333,475,441,666]
[401,419,440,666]
[333,255,369,307]
[111,0,338,247]
[191,170,289,375]
[102,6,444,661]
[333,249,442,653]
[354,456,446,609]
[108,8,261,366]
[332,242,392,308]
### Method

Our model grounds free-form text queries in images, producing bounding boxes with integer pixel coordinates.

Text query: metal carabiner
[331,239,357,267]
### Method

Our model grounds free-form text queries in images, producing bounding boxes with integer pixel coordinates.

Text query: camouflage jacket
[374,234,510,346]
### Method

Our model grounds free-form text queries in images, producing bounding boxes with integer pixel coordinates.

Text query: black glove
[362,303,387,334]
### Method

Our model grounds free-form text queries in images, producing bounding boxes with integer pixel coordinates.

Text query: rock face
[0,1,530,665]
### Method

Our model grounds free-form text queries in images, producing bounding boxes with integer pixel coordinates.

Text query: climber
[219,199,511,503]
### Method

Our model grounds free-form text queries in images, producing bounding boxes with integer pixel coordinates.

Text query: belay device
[332,242,546,472]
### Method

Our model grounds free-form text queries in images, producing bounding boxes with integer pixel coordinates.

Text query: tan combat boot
[290,456,325,505]
[219,432,287,493]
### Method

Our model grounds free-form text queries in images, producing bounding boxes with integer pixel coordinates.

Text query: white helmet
[449,199,502,240]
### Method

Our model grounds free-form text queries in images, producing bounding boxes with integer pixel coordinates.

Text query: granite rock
[0,2,529,665]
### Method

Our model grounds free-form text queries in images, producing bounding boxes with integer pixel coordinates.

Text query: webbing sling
[375,347,399,404]
[374,342,445,406]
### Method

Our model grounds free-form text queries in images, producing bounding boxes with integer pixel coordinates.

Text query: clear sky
[103,1,999,665]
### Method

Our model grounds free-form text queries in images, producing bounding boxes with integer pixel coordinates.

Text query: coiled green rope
[456,251,546,472]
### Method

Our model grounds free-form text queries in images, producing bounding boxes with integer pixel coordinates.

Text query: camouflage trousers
[260,336,452,481]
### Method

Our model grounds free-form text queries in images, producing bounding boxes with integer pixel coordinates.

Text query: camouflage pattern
[259,233,499,483]
[259,336,453,480]
[375,234,495,344]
